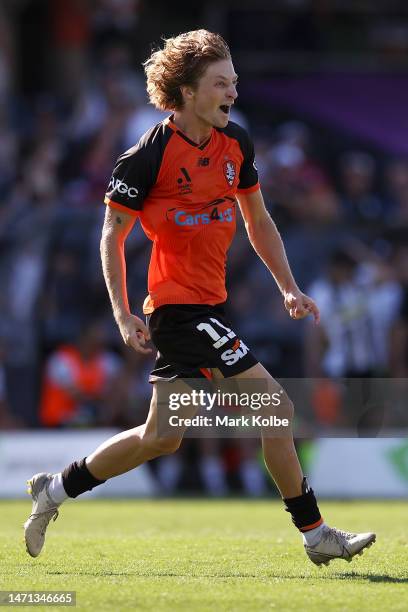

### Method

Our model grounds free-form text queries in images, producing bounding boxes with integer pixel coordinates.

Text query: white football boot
[305,525,376,566]
[24,473,60,558]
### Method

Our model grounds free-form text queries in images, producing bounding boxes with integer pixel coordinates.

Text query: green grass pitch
[1,500,407,611]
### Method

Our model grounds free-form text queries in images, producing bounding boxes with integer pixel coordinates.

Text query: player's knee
[144,433,182,457]
[157,437,182,455]
[277,392,295,421]
[262,382,294,422]
[283,391,295,414]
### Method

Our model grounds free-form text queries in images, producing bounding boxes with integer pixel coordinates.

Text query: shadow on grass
[43,570,408,583]
[333,571,408,584]
[45,571,260,578]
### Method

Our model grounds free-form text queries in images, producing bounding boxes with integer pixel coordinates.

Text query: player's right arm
[100,205,152,354]
[102,127,165,353]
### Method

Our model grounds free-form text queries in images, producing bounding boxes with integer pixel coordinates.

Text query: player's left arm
[237,188,320,322]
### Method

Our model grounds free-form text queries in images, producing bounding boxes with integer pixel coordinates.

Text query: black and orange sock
[283,477,323,532]
[62,457,106,498]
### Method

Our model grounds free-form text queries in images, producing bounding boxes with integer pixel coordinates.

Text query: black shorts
[147,303,258,382]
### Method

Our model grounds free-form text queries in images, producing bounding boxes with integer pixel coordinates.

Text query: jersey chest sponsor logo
[223,160,236,186]
[167,197,236,227]
[108,177,139,198]
[174,206,233,226]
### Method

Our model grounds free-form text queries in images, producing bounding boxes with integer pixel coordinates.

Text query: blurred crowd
[1,0,408,495]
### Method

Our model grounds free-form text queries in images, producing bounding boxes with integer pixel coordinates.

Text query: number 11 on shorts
[197,318,236,349]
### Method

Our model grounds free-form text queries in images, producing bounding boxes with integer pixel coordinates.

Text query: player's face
[191,59,238,128]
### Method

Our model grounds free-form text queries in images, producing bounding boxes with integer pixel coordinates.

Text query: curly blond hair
[143,29,231,111]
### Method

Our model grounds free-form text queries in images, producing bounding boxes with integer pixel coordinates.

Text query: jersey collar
[165,115,212,150]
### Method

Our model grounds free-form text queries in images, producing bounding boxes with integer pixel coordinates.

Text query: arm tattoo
[116,216,122,224]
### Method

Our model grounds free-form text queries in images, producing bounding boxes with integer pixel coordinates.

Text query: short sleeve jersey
[104,116,259,314]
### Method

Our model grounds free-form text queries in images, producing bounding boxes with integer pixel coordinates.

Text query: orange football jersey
[104,116,259,314]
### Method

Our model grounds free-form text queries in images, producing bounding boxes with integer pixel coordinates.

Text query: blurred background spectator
[39,320,123,427]
[1,0,408,493]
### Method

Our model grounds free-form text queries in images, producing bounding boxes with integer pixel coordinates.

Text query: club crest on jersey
[223,160,236,186]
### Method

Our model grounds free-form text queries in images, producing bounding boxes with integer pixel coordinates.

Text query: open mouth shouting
[219,104,231,115]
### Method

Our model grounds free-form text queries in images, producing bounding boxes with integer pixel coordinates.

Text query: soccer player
[25,30,375,565]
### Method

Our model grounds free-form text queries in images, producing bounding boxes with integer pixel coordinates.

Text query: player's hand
[118,314,152,354]
[284,289,320,324]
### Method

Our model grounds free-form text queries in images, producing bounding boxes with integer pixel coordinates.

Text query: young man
[25,30,375,565]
